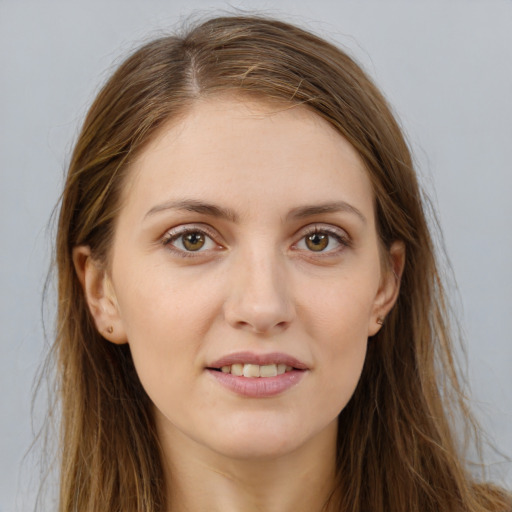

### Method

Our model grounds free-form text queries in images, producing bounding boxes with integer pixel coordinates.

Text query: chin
[211,434,304,461]
[202,414,325,461]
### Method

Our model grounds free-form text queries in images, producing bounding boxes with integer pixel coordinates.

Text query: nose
[223,248,295,335]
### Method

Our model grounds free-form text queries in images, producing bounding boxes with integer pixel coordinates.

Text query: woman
[51,14,510,512]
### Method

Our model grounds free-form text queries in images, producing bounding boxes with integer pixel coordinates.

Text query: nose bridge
[224,240,294,333]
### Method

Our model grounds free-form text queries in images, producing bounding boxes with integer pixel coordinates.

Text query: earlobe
[368,241,405,336]
[72,246,128,345]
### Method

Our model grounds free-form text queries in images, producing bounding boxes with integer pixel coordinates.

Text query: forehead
[121,96,374,222]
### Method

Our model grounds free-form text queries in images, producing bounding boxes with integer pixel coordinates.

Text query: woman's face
[83,97,401,460]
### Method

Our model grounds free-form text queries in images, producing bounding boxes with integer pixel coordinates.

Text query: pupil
[183,232,205,251]
[306,233,328,251]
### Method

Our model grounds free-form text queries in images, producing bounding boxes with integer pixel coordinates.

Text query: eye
[294,226,350,254]
[162,227,219,254]
[180,232,208,251]
[305,232,329,252]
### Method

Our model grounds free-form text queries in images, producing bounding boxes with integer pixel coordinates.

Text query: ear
[72,246,128,344]
[368,241,405,336]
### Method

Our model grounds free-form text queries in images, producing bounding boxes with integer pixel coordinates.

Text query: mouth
[207,363,296,378]
[206,351,308,376]
[205,352,308,397]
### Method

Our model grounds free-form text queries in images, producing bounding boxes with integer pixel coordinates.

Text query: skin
[75,97,404,512]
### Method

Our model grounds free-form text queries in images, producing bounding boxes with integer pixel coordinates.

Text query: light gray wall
[1,1,510,509]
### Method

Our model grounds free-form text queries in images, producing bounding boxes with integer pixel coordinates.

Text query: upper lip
[207,351,309,370]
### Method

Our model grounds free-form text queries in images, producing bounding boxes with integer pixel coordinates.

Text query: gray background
[1,0,511,510]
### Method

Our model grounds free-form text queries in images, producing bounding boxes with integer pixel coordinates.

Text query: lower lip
[207,369,306,397]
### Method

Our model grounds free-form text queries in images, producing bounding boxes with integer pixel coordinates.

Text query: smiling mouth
[206,356,307,397]
[208,363,296,377]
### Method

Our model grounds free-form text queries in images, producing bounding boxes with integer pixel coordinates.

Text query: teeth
[217,363,296,377]
[243,364,260,377]
[231,363,243,376]
[260,364,277,377]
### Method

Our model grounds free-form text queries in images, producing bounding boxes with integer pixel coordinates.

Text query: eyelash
[160,224,351,257]
[161,225,220,258]
[294,226,351,254]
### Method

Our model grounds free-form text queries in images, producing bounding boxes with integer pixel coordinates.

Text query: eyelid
[162,223,218,241]
[161,224,224,256]
[159,222,350,257]
[292,223,351,253]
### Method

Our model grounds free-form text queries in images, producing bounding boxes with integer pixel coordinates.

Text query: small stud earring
[106,326,114,334]
[376,317,384,325]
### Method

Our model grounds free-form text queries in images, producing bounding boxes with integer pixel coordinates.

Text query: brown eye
[305,232,329,251]
[163,226,219,255]
[182,232,206,251]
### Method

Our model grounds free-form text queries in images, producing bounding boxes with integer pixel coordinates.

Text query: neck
[159,420,338,512]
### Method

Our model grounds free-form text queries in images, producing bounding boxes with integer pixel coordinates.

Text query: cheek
[112,262,224,388]
[297,271,377,410]
[315,311,368,413]
[300,267,378,342]
[313,320,369,420]
[116,259,222,336]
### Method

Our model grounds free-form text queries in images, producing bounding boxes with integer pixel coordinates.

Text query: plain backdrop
[1,0,511,510]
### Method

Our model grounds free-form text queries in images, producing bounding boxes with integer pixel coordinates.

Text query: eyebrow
[286,201,367,224]
[144,199,239,222]
[144,198,366,224]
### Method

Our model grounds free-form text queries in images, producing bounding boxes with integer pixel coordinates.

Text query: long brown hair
[50,14,510,511]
